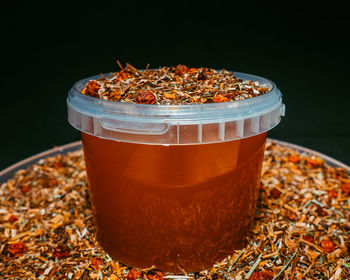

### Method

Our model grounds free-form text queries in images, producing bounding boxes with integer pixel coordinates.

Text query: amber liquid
[82,132,267,272]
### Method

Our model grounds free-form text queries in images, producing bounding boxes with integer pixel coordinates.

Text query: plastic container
[67,72,285,272]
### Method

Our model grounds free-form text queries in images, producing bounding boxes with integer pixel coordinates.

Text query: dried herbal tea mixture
[0,141,349,279]
[81,63,270,105]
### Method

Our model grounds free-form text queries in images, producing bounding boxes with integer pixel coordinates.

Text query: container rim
[67,71,284,144]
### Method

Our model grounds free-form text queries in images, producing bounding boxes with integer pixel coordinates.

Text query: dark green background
[1,2,349,170]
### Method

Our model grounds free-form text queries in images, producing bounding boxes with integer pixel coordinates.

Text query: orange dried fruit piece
[8,242,27,257]
[84,80,101,97]
[115,69,131,81]
[91,257,104,270]
[20,185,30,194]
[109,90,122,100]
[213,94,229,103]
[8,214,18,223]
[320,239,336,253]
[306,158,323,168]
[135,91,156,104]
[285,210,297,221]
[328,189,338,198]
[174,64,189,75]
[164,93,176,99]
[302,234,314,243]
[288,155,300,163]
[53,245,70,259]
[341,182,350,193]
[271,188,282,198]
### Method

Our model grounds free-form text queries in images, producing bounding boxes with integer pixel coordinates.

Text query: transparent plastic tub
[67,72,285,272]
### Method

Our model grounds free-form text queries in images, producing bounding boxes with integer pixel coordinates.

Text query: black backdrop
[1,2,349,170]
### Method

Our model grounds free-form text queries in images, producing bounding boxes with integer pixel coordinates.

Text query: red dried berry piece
[321,239,336,253]
[116,69,131,81]
[109,90,122,100]
[8,242,27,257]
[20,185,30,194]
[302,234,314,243]
[135,91,156,104]
[306,158,322,168]
[341,182,350,193]
[146,269,166,280]
[91,257,104,270]
[174,64,189,75]
[249,271,273,280]
[316,206,328,217]
[127,268,143,280]
[213,94,229,103]
[84,80,101,97]
[288,155,300,163]
[285,210,296,221]
[53,245,70,259]
[271,188,282,198]
[328,189,338,199]
[8,215,18,223]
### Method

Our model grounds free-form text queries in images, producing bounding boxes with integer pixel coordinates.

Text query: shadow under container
[67,72,285,272]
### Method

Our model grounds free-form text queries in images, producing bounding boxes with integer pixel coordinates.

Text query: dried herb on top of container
[81,63,270,105]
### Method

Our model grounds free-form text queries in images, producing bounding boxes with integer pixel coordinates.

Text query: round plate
[0,139,349,183]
